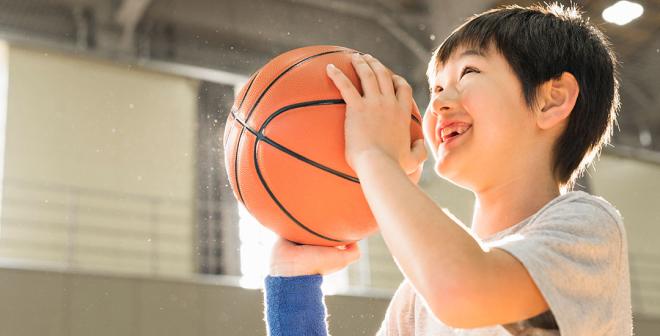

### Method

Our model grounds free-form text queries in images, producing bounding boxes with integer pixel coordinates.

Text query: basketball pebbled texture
[223,45,424,246]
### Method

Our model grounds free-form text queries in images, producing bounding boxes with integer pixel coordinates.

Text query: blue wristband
[264,274,327,336]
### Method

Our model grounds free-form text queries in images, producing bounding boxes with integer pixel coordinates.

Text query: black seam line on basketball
[232,71,261,205]
[233,126,247,204]
[237,71,259,110]
[231,72,259,203]
[260,99,344,132]
[231,100,360,184]
[231,110,359,184]
[244,49,353,123]
[252,130,347,244]
[258,99,359,183]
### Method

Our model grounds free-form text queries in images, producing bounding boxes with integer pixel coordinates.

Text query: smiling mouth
[440,125,471,143]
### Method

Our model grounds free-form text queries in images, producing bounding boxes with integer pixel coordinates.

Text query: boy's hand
[269,237,361,277]
[326,53,427,175]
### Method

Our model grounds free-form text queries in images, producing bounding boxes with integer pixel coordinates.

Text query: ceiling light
[602,1,644,25]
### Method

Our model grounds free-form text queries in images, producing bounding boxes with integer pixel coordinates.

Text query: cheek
[461,84,489,117]
[464,86,529,148]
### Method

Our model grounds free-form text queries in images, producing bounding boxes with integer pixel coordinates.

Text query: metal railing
[0,177,194,276]
[630,252,660,316]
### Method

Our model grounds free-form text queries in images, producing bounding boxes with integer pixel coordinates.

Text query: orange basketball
[223,45,423,246]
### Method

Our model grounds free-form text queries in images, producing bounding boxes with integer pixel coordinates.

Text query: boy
[264,3,632,335]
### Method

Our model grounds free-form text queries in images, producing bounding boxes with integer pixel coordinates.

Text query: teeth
[440,124,471,142]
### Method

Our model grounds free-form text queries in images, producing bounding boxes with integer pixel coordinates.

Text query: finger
[311,244,356,276]
[351,53,381,97]
[363,54,395,96]
[326,64,362,103]
[401,139,428,175]
[408,164,423,185]
[340,242,359,251]
[393,75,413,114]
[341,243,361,263]
[410,139,428,164]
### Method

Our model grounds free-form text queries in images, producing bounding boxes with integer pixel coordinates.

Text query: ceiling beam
[115,0,152,51]
[289,0,429,63]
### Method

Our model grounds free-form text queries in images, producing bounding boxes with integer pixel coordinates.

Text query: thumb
[318,242,361,275]
[411,139,428,164]
[402,139,427,174]
[406,139,428,173]
[340,242,361,262]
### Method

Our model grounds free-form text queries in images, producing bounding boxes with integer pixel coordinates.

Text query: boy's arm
[264,275,329,336]
[353,152,548,328]
[326,54,548,328]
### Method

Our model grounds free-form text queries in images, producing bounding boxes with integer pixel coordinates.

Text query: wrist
[269,262,317,277]
[352,149,396,174]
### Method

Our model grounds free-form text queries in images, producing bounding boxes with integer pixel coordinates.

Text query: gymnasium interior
[0,0,658,335]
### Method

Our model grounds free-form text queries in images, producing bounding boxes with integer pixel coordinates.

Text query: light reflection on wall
[0,40,8,238]
[237,203,350,294]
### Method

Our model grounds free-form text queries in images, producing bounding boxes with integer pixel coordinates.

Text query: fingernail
[326,63,336,72]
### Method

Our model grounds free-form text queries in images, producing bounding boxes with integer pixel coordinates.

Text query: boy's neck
[471,173,561,240]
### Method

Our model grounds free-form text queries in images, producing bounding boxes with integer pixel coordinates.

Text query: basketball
[223,45,424,247]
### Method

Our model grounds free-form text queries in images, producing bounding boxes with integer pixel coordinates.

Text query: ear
[535,72,579,130]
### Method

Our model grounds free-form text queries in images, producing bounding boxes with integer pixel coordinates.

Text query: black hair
[428,3,620,190]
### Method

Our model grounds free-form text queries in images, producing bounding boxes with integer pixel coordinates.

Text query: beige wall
[0,46,199,276]
[589,154,660,316]
[590,154,660,256]
[4,46,198,197]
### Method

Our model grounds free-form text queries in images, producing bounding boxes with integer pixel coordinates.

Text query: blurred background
[0,0,658,335]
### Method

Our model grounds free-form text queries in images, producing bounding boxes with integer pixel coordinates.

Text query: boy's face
[422,44,539,190]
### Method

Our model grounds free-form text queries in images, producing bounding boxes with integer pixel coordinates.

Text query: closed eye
[429,66,479,95]
[460,66,480,79]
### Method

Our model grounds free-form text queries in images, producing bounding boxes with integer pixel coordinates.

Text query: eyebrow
[458,49,485,59]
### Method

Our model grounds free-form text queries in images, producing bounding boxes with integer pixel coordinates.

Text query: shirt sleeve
[375,280,417,336]
[490,197,626,336]
[264,274,329,336]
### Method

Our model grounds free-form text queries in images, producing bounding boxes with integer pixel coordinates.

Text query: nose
[429,87,460,117]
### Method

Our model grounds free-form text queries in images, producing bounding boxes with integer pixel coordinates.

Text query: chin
[434,158,472,190]
[434,150,460,173]
[435,158,458,181]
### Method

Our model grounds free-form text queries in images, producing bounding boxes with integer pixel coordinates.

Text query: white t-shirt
[377,191,632,335]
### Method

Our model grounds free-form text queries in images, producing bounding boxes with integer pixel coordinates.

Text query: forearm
[264,275,329,336]
[354,151,486,306]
